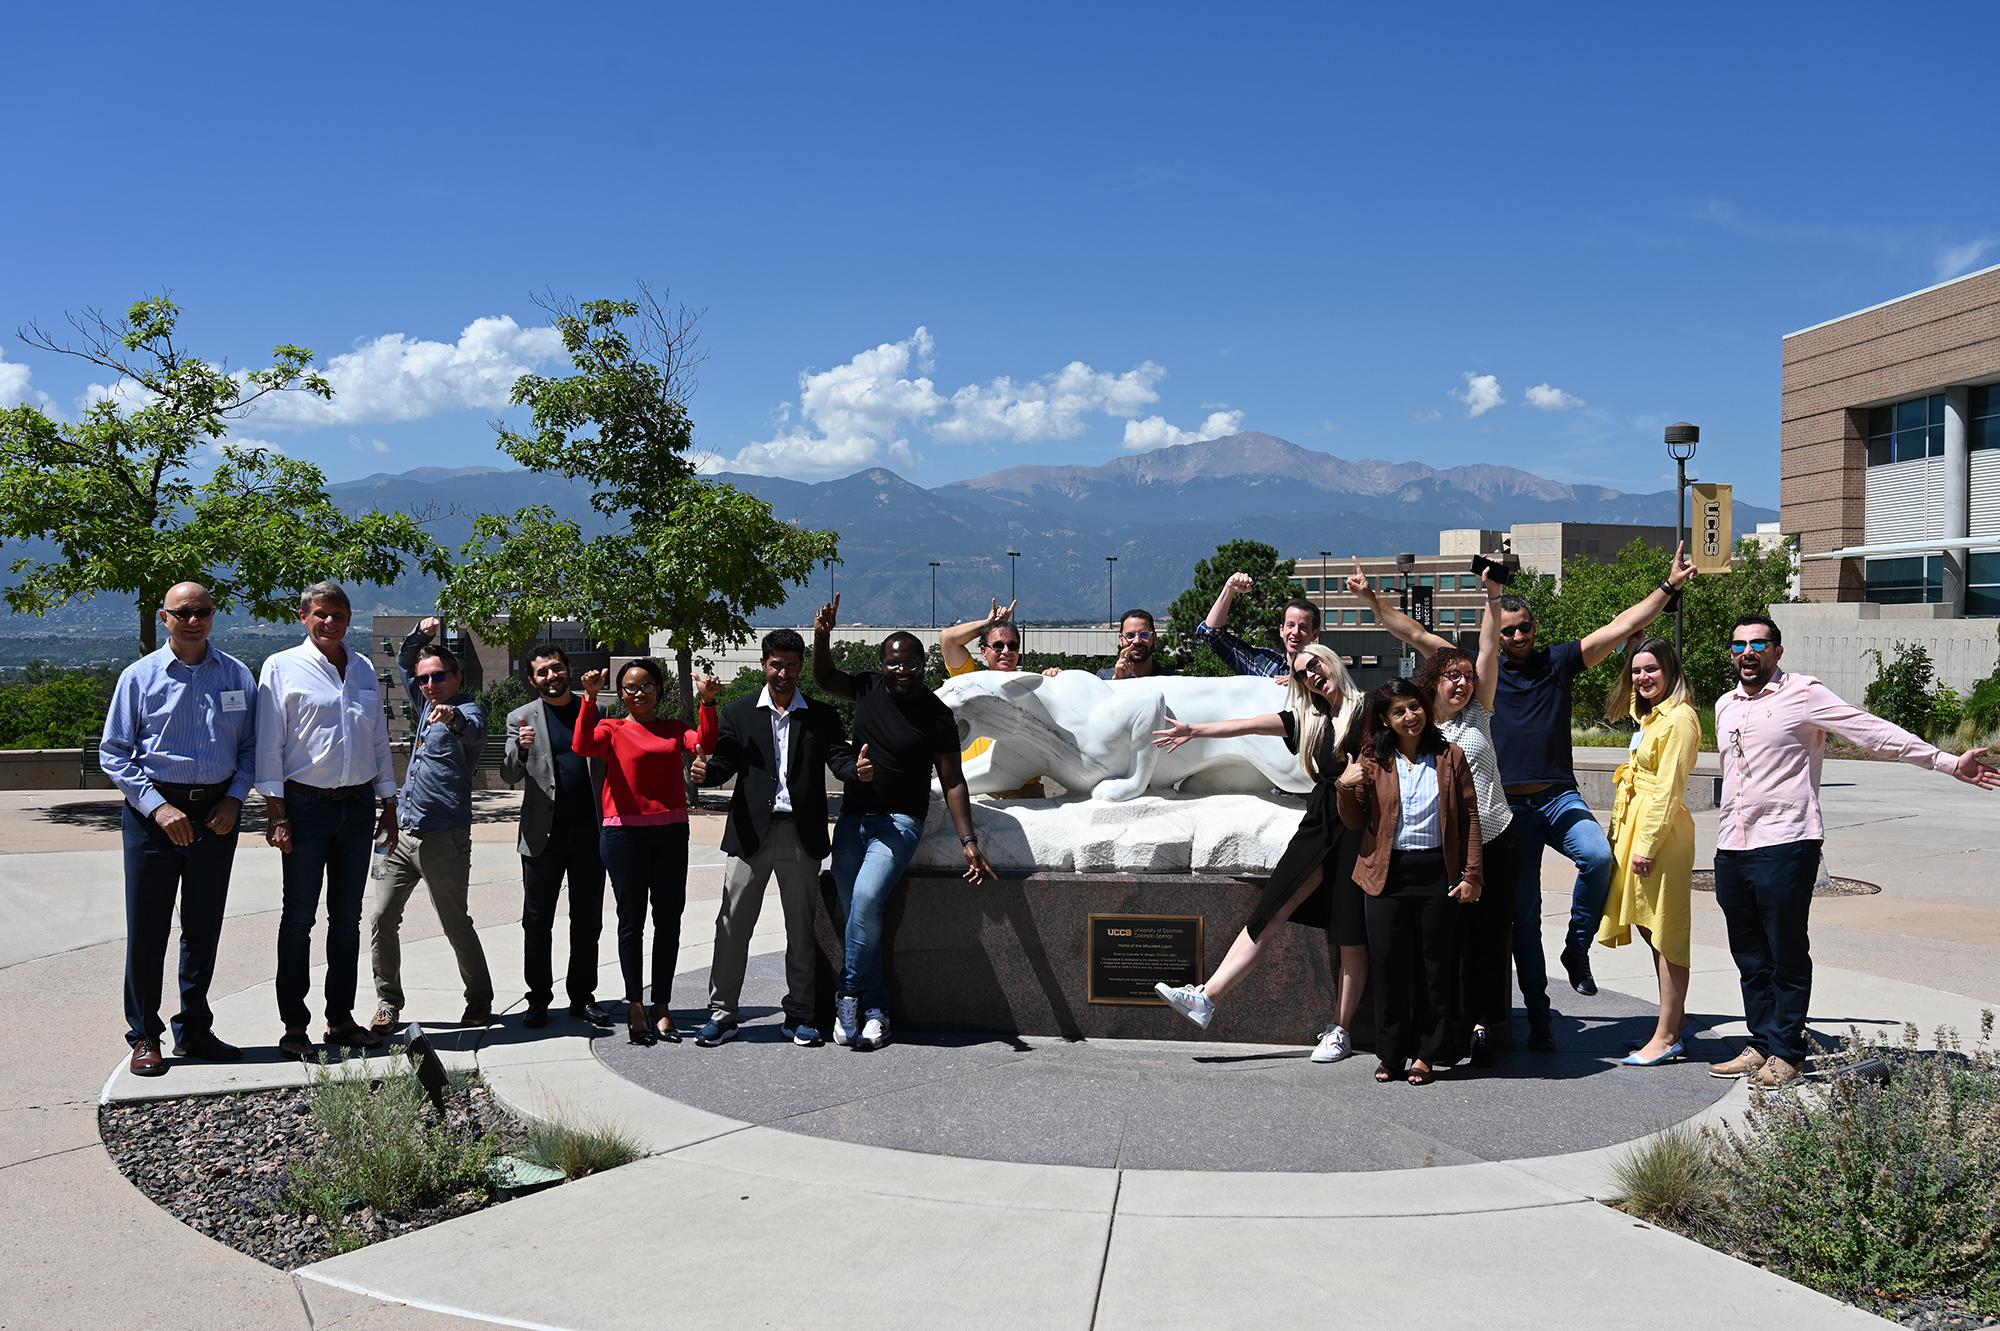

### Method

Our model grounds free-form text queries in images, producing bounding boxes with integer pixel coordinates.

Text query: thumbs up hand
[854,743,874,782]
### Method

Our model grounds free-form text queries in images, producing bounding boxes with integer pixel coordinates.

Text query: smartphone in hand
[1470,554,1515,585]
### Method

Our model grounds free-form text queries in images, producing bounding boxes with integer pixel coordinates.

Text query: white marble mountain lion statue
[936,669,1309,802]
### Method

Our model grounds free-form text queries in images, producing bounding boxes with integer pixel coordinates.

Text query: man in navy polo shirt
[1490,544,1696,1050]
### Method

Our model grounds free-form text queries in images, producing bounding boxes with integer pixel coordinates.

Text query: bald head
[164,581,211,606]
[158,582,216,659]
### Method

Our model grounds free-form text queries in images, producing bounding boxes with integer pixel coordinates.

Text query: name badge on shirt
[220,690,248,714]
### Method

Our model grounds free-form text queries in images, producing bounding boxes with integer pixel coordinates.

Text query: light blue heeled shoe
[1621,1040,1686,1067]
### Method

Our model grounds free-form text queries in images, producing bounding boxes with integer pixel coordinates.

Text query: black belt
[768,810,794,821]
[284,780,374,800]
[153,780,230,804]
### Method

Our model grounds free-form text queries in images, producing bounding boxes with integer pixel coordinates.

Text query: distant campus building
[1775,262,2000,698]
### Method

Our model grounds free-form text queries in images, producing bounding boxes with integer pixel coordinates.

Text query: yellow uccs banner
[1693,482,1733,573]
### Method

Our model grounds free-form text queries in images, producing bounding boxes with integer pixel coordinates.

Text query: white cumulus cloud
[249,315,565,426]
[1455,372,1504,417]
[934,360,1165,443]
[1525,382,1585,411]
[1936,236,2000,281]
[1121,408,1245,453]
[0,348,52,411]
[722,329,943,478]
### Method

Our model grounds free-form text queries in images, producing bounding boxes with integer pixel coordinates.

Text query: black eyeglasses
[162,606,215,621]
[619,681,659,695]
[984,640,1021,653]
[1728,640,1773,655]
[1498,624,1534,638]
[414,671,456,685]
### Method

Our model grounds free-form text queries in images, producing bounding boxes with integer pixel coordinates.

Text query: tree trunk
[138,595,157,654]
[675,642,695,722]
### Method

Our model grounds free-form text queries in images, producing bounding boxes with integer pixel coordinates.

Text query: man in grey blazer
[502,645,612,1028]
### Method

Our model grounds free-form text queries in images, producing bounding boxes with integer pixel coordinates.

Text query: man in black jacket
[689,629,855,1047]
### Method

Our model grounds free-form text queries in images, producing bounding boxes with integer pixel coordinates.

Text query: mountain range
[0,432,1775,634]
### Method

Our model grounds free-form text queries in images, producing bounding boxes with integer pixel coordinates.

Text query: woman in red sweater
[574,659,721,1045]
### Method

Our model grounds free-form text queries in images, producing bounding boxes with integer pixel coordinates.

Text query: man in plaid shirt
[1195,571,1322,679]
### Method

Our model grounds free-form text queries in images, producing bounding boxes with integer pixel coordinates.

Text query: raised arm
[1205,572,1253,631]
[1579,543,1696,669]
[1152,712,1286,751]
[810,594,860,700]
[568,670,615,757]
[1346,556,1451,658]
[397,618,439,717]
[1474,566,1504,711]
[941,599,1013,674]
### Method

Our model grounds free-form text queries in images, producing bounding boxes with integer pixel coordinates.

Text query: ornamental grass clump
[1711,1014,2000,1315]
[518,1109,643,1180]
[283,1051,499,1238]
[1612,1119,1729,1242]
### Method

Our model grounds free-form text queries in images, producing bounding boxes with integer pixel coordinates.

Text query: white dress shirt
[255,637,397,799]
[760,685,809,814]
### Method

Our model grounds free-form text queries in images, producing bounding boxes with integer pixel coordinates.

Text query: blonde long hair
[1286,643,1363,781]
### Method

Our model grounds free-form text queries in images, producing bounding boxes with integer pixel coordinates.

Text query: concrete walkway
[3,760,1995,1329]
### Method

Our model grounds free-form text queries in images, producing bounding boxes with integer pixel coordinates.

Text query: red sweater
[571,697,718,826]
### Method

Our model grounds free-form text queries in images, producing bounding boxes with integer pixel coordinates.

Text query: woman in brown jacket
[1337,680,1483,1085]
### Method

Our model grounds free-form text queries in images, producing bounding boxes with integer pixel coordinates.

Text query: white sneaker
[1310,1024,1352,1064]
[858,1009,891,1052]
[833,994,859,1048]
[1153,982,1214,1030]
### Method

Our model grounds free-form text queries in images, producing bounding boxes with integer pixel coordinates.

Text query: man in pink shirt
[1710,614,1998,1088]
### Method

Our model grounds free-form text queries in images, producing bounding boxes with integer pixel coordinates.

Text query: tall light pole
[1104,556,1118,628]
[929,561,941,628]
[1396,552,1417,677]
[1319,549,1331,618]
[1665,422,1700,661]
[1007,550,1021,606]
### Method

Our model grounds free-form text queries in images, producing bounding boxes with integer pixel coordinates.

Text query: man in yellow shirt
[938,599,1043,798]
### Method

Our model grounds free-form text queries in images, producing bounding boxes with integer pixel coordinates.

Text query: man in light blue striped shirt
[99,581,256,1077]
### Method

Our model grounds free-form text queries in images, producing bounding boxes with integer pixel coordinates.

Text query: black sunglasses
[414,670,457,685]
[1499,624,1534,638]
[162,606,215,621]
[984,639,1021,653]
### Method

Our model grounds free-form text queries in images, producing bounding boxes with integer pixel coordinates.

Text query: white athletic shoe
[1153,982,1214,1029]
[858,1009,891,1052]
[1310,1024,1352,1064]
[833,994,859,1048]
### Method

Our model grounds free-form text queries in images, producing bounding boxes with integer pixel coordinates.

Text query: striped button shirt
[99,644,258,816]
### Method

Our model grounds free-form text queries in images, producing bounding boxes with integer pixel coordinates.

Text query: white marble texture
[908,790,1307,875]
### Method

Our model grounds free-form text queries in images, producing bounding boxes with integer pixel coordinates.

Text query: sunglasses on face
[162,606,215,621]
[984,640,1021,653]
[882,658,922,673]
[1728,640,1774,655]
[1122,630,1155,642]
[414,671,457,686]
[1498,625,1534,638]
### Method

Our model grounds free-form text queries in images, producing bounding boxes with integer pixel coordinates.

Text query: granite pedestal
[812,869,1363,1047]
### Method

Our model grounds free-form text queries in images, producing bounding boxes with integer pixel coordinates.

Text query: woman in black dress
[1148,643,1368,1062]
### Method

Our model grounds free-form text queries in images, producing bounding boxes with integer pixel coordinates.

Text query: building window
[1340,610,1359,626]
[1864,555,1943,604]
[1461,607,1480,624]
[1973,385,2000,453]
[1418,575,1435,588]
[1359,609,1376,625]
[1299,577,1319,593]
[1970,552,2000,617]
[1866,393,1945,466]
[1436,610,1456,626]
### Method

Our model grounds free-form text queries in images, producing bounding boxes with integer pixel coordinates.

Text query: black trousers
[521,811,605,1008]
[122,798,237,1046]
[600,823,690,1009]
[1458,824,1518,1042]
[1714,840,1820,1065]
[1365,847,1461,1066]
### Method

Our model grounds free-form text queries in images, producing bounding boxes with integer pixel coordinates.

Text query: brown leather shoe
[1750,1055,1802,1089]
[128,1038,165,1077]
[1708,1047,1767,1079]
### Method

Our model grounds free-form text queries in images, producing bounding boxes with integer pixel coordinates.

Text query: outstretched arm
[810,594,859,700]
[1346,556,1451,658]
[1804,679,2000,790]
[941,599,1012,674]
[1205,572,1253,631]
[1152,712,1286,751]
[1579,543,1696,669]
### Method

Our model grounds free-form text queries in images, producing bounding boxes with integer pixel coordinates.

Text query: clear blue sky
[5,4,1997,509]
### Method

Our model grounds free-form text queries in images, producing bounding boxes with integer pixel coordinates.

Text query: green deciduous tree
[0,297,447,653]
[1163,539,1299,676]
[1516,535,1799,718]
[439,288,838,722]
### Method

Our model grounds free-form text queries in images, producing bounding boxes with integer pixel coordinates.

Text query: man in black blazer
[688,628,854,1047]
[501,645,612,1029]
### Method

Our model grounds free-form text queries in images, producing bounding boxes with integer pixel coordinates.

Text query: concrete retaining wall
[1769,603,2000,704]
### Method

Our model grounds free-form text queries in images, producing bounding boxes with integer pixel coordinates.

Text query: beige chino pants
[369,826,493,1014]
[708,820,821,1026]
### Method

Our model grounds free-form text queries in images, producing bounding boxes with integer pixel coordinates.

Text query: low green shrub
[1612,1119,1728,1241]
[283,1052,499,1237]
[1710,1015,2000,1314]
[518,1110,643,1180]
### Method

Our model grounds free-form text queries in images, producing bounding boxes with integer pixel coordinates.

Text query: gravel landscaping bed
[100,1075,519,1269]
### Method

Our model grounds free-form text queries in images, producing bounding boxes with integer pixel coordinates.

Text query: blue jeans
[1506,786,1613,1024]
[830,812,924,1012]
[276,787,376,1033]
[122,800,238,1046]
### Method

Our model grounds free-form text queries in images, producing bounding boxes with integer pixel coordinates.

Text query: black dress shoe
[523,1005,550,1029]
[1559,945,1598,997]
[1468,1027,1494,1067]
[1527,1018,1556,1051]
[568,1001,614,1029]
[171,1032,242,1062]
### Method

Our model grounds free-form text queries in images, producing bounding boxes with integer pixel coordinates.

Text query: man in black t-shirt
[503,645,611,1030]
[812,596,994,1052]
[1488,545,1696,1049]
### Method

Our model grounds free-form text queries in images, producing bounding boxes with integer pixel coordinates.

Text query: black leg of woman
[649,825,690,1037]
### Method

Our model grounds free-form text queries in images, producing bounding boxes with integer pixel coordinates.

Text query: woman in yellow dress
[1598,636,1701,1067]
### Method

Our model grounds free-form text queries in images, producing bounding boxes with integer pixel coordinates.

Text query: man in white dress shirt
[256,581,399,1059]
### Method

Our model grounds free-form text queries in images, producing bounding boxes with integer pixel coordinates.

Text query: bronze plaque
[1087,913,1204,1005]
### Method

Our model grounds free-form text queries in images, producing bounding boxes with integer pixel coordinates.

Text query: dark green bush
[1863,641,1939,738]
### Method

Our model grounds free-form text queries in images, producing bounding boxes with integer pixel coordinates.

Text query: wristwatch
[959,833,979,846]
